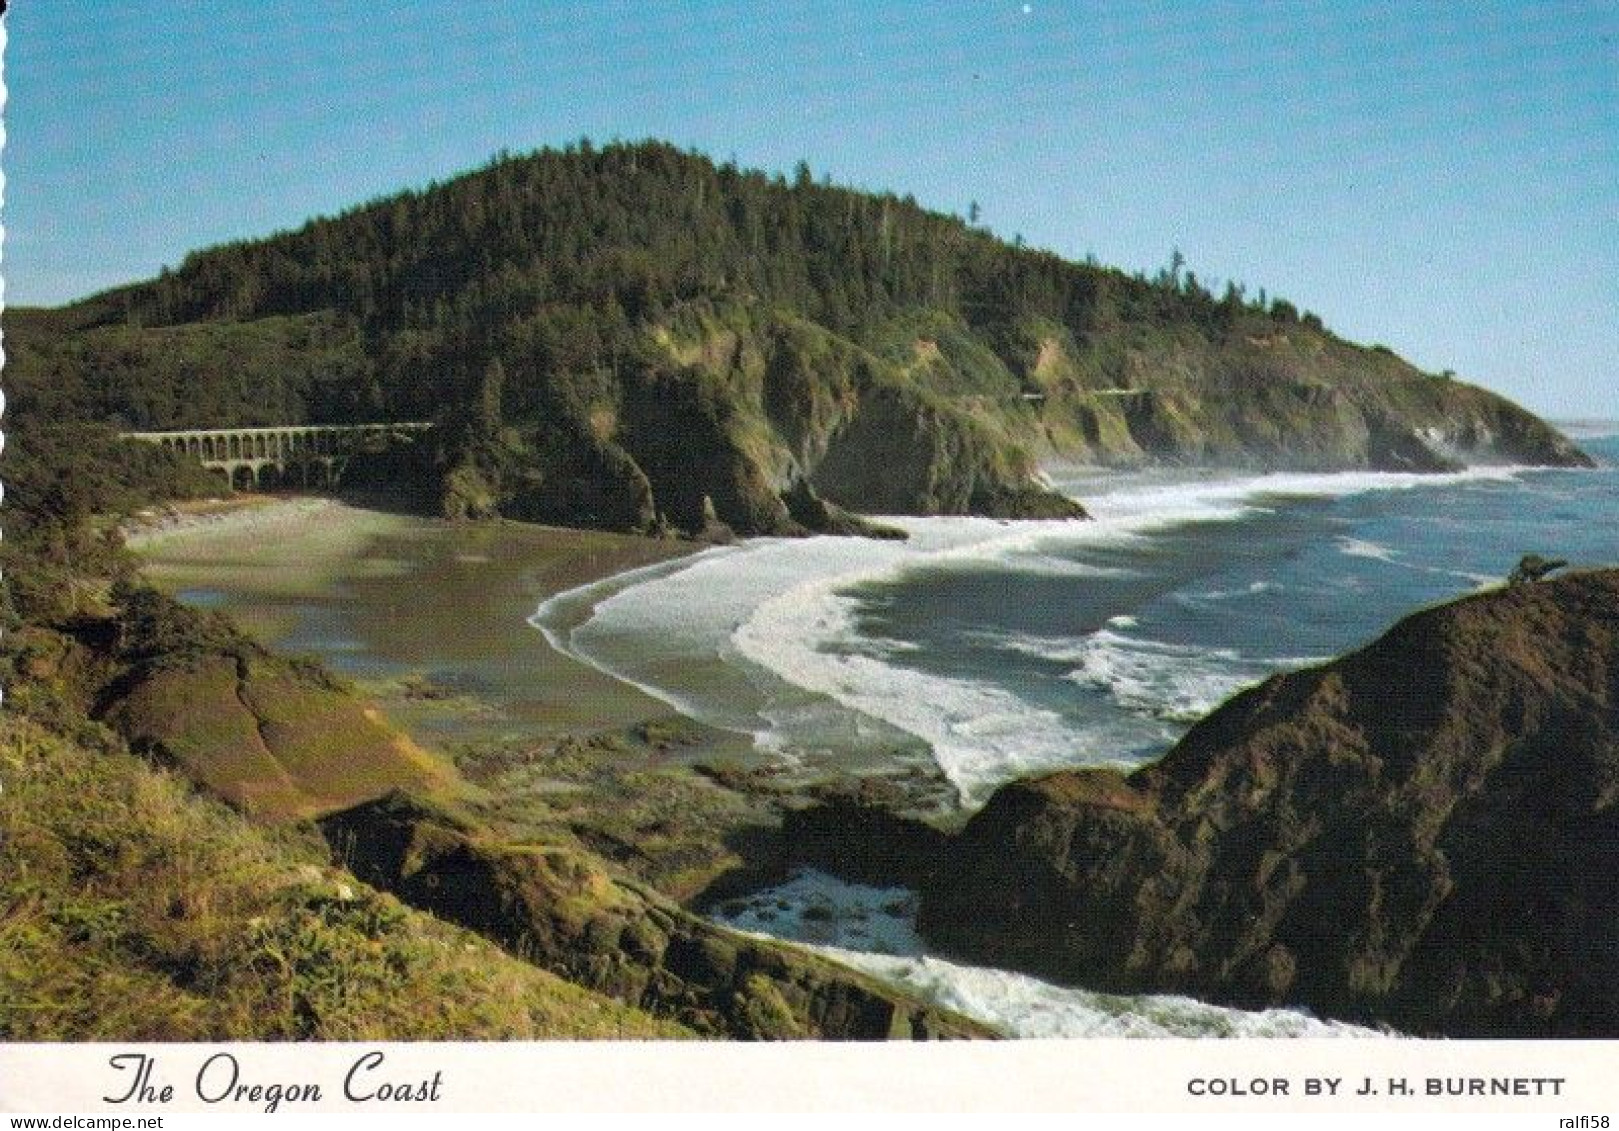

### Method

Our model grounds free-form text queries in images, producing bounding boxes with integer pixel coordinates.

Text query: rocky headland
[912,569,1619,1036]
[6,142,1590,548]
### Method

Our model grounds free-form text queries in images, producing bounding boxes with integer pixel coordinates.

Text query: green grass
[0,713,692,1040]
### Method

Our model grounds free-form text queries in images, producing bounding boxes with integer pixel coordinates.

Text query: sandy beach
[129,495,785,903]
[130,495,705,744]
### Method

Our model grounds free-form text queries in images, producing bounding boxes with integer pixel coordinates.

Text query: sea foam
[1064,629,1310,723]
[536,464,1534,805]
[712,869,1386,1039]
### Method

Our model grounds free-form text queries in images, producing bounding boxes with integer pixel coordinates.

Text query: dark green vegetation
[913,570,1619,1037]
[6,141,1586,537]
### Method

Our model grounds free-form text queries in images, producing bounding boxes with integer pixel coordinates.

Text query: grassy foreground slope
[4,588,987,1039]
[0,713,691,1040]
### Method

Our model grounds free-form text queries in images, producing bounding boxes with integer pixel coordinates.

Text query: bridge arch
[121,422,433,494]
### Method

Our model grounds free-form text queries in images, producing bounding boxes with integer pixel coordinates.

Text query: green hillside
[0,710,693,1040]
[5,140,1588,535]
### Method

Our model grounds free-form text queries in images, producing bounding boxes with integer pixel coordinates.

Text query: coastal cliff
[321,793,988,1040]
[919,569,1619,1036]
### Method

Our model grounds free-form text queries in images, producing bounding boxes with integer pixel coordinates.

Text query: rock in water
[921,569,1619,1036]
[1509,554,1569,585]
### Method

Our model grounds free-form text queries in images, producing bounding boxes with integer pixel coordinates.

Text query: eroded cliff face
[487,306,1585,540]
[1010,328,1590,473]
[320,793,992,1040]
[921,570,1619,1036]
[491,307,1089,537]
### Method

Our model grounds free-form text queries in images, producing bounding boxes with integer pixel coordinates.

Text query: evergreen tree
[477,357,505,437]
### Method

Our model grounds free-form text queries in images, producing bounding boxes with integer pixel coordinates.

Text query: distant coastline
[1554,419,1619,441]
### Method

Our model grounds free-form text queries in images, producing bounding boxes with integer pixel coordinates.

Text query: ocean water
[535,427,1619,1036]
[708,867,1382,1037]
[536,430,1619,804]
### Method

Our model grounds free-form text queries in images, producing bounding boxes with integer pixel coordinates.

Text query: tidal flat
[132,496,696,739]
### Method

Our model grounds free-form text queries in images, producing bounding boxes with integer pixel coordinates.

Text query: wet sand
[132,496,788,902]
[131,497,709,746]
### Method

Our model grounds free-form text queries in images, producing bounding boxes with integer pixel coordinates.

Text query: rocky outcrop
[501,422,659,532]
[88,589,454,821]
[322,793,993,1040]
[620,360,799,535]
[782,478,907,540]
[102,652,451,820]
[922,570,1619,1036]
[1030,350,1591,474]
[779,781,956,890]
[812,383,1088,520]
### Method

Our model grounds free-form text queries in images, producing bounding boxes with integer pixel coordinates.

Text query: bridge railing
[121,422,432,441]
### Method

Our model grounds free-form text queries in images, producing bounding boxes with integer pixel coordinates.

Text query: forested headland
[6,140,1587,546]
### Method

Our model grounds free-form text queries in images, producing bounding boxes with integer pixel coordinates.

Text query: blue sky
[7,1,1617,416]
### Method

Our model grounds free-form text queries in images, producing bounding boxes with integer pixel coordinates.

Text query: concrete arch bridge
[122,422,432,491]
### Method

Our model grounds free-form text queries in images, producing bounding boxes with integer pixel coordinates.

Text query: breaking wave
[711,869,1387,1038]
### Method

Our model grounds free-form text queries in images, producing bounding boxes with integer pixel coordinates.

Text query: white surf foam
[529,545,765,725]
[536,463,1532,803]
[1065,631,1257,722]
[1337,536,1400,563]
[735,586,1113,803]
[1063,630,1327,723]
[712,869,1386,1039]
